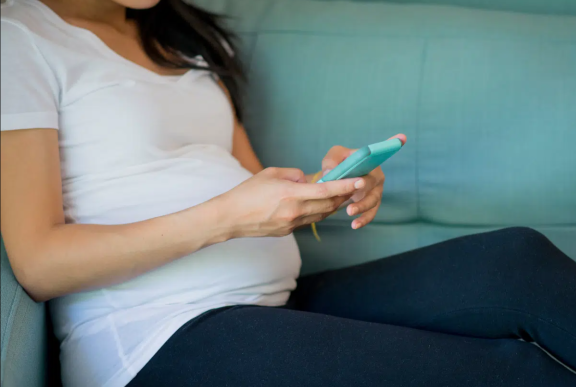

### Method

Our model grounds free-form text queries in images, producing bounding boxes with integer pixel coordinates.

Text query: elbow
[26,288,52,304]
[11,256,55,303]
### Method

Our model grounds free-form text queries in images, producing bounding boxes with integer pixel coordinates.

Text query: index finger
[294,178,364,200]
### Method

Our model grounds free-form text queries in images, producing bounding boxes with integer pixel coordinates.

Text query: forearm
[17,198,231,302]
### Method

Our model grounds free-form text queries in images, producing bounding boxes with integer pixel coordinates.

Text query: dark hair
[127,0,245,122]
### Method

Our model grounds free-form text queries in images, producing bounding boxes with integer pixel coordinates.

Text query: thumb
[322,146,355,173]
[387,133,407,146]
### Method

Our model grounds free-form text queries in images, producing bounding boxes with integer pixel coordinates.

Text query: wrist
[181,197,236,248]
[204,194,241,242]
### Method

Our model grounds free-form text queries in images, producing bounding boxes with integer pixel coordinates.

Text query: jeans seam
[417,306,576,341]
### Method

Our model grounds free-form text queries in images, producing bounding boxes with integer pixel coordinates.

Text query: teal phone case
[317,138,403,183]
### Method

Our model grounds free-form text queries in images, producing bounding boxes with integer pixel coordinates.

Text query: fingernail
[390,134,407,146]
[352,221,361,229]
[323,169,332,177]
[354,179,364,189]
[348,206,357,216]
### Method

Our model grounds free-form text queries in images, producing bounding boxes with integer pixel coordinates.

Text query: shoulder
[1,20,39,64]
[1,0,67,84]
[1,19,44,66]
[2,0,44,28]
[2,0,64,50]
[1,3,61,103]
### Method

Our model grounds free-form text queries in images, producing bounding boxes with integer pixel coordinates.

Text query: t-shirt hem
[1,112,59,131]
[100,309,215,387]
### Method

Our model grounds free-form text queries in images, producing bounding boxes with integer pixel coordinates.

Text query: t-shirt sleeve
[1,20,60,131]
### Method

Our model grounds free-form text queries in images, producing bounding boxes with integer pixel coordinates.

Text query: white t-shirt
[1,1,302,386]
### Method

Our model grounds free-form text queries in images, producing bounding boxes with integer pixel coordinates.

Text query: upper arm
[231,123,264,174]
[1,20,64,276]
[216,80,264,174]
[1,129,65,276]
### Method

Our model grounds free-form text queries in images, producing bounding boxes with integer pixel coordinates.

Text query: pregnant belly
[106,234,302,308]
[62,145,254,225]
[50,234,302,339]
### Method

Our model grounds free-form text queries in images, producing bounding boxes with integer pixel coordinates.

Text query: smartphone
[317,138,403,183]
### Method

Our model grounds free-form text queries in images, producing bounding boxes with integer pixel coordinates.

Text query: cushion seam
[318,219,576,228]
[239,30,576,43]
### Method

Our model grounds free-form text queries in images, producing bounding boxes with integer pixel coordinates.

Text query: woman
[1,0,575,386]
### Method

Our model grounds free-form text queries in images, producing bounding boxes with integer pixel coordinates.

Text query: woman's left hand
[320,134,407,229]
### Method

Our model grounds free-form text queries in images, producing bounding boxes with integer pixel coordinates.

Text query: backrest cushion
[195,0,576,226]
[309,0,576,16]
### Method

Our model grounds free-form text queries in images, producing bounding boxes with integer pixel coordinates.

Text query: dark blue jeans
[128,228,576,387]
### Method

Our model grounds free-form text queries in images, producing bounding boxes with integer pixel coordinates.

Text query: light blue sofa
[1,0,575,386]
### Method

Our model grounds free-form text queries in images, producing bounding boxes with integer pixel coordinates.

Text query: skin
[0,0,407,302]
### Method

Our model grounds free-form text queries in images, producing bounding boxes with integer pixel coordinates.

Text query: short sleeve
[1,20,60,131]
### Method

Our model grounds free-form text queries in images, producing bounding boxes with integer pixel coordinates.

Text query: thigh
[289,227,576,367]
[128,305,574,387]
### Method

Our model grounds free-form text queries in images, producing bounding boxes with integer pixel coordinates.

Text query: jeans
[127,227,576,387]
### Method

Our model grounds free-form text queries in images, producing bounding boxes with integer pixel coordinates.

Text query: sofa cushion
[295,222,576,274]
[193,0,576,267]
[314,0,576,16]
[1,239,47,387]
[418,40,576,225]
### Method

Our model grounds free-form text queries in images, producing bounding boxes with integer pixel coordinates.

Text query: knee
[474,227,566,294]
[492,227,558,264]
[499,227,548,242]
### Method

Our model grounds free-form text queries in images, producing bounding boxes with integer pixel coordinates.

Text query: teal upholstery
[1,239,47,387]
[315,0,576,15]
[1,0,575,385]
[195,0,576,273]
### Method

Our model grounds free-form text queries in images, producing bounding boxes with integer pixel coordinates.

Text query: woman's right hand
[217,167,365,238]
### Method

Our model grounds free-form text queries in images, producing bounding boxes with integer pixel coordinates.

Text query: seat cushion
[295,222,576,274]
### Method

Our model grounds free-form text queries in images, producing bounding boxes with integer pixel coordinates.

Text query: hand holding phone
[318,137,404,183]
[314,134,406,231]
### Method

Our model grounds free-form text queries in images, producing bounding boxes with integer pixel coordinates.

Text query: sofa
[1,0,575,386]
